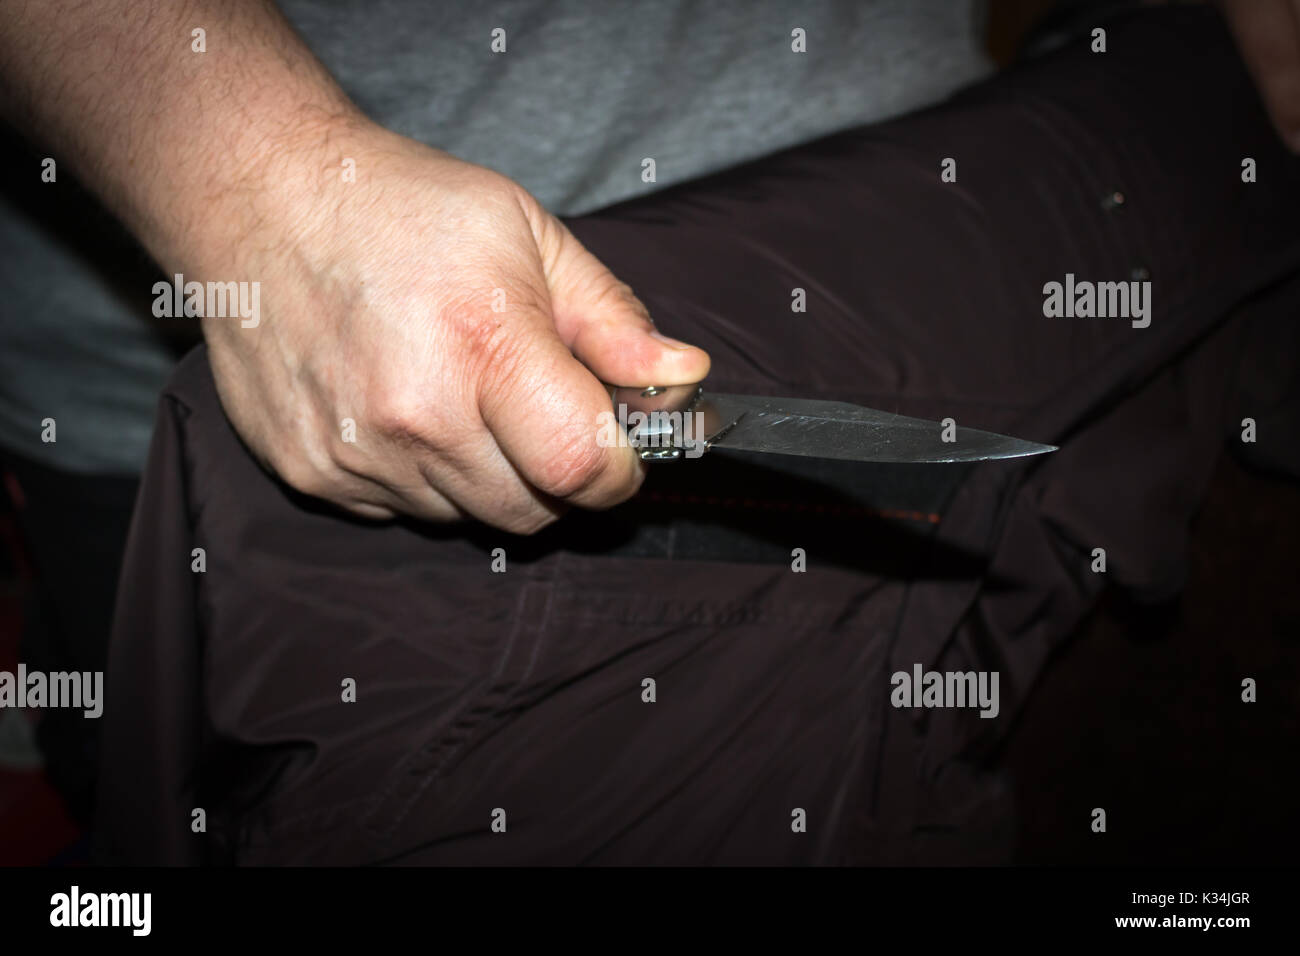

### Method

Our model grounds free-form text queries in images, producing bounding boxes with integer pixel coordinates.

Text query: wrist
[153,102,378,279]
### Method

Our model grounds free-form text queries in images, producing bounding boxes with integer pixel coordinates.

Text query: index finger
[478,333,646,510]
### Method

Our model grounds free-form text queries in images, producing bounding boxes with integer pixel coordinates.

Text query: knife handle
[605,382,704,461]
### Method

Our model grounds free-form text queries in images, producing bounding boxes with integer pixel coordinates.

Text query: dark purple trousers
[98,7,1300,864]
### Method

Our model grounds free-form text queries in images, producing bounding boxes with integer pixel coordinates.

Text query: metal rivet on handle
[640,447,681,461]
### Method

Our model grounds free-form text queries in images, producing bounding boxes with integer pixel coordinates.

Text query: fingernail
[650,329,695,350]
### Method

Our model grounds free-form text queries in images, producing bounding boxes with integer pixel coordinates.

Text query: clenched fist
[199,120,710,532]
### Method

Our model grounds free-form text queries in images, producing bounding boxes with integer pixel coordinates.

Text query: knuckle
[368,385,427,440]
[600,277,643,313]
[273,453,336,502]
[532,428,616,501]
[448,308,533,407]
[366,383,471,455]
[461,310,517,370]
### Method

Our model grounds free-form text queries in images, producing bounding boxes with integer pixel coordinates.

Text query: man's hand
[1219,0,1300,152]
[201,122,709,531]
[0,0,708,532]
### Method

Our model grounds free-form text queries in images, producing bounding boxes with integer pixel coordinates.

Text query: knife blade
[607,383,1056,463]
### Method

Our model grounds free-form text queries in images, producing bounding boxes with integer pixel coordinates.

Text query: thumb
[542,218,711,387]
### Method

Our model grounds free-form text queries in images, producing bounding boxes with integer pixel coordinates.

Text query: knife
[607,383,1057,463]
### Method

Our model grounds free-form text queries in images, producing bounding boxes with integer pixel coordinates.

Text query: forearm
[0,0,365,270]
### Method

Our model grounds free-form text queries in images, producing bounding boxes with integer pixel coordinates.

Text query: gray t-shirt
[0,0,989,475]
